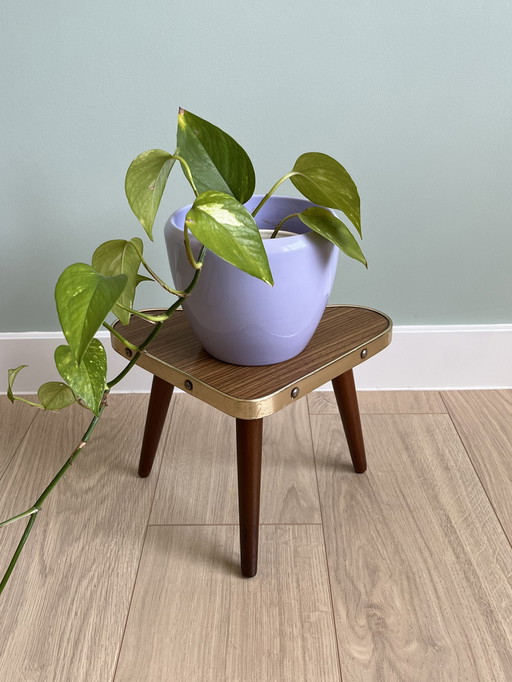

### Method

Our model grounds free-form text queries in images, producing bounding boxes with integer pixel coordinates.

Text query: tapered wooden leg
[331,369,367,473]
[236,418,263,578]
[138,376,174,478]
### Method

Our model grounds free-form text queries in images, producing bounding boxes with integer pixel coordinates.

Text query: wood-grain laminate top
[111,305,392,419]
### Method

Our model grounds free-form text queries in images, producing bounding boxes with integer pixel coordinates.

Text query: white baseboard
[0,332,153,395]
[1,325,511,395]
[353,324,512,391]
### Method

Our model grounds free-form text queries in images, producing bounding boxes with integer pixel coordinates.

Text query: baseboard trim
[1,325,511,395]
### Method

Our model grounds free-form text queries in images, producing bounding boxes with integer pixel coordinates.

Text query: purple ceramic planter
[164,195,339,365]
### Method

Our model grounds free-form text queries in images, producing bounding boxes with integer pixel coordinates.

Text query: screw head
[125,348,133,358]
[360,348,368,359]
[184,379,193,391]
[291,387,300,399]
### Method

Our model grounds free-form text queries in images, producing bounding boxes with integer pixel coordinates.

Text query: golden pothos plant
[2,108,366,595]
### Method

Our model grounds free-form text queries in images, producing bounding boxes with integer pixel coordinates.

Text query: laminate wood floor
[1,390,511,681]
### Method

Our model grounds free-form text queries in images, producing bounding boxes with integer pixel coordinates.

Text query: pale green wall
[1,0,511,331]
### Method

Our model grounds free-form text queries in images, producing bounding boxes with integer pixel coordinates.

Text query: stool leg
[236,418,263,578]
[331,369,367,473]
[138,376,174,478]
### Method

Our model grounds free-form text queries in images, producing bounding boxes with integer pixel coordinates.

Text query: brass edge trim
[112,322,392,419]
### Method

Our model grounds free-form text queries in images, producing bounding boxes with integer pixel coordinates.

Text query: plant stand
[111,305,392,577]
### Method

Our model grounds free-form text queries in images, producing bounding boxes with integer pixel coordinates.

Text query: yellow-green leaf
[125,149,176,239]
[92,238,143,325]
[38,382,76,411]
[185,191,273,285]
[298,207,367,267]
[291,153,361,236]
[7,365,28,403]
[177,109,255,203]
[55,263,127,364]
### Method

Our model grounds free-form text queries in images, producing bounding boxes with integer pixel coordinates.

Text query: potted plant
[2,108,366,594]
[128,109,367,364]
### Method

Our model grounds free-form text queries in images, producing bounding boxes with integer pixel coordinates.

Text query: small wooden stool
[111,305,392,577]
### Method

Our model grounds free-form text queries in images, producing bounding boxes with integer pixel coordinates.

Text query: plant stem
[184,224,203,270]
[103,322,139,351]
[0,515,37,595]
[270,213,299,239]
[172,153,198,197]
[251,171,299,217]
[115,305,170,323]
[0,404,104,596]
[0,246,206,596]
[9,396,44,410]
[131,241,185,297]
[0,507,39,528]
[35,407,105,509]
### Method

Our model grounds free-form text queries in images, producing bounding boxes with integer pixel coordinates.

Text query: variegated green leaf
[55,339,107,415]
[185,191,273,285]
[55,263,127,364]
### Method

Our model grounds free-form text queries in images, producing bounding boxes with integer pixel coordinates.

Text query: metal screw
[125,348,133,358]
[291,387,300,399]
[184,379,193,391]
[360,348,368,359]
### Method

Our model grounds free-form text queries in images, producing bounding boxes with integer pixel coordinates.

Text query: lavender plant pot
[164,195,339,366]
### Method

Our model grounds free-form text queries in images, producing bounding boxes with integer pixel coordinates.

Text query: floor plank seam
[144,396,178,524]
[0,408,39,487]
[147,522,324,527]
[310,410,449,417]
[110,519,151,682]
[440,392,512,553]
[110,399,176,682]
[306,403,344,682]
